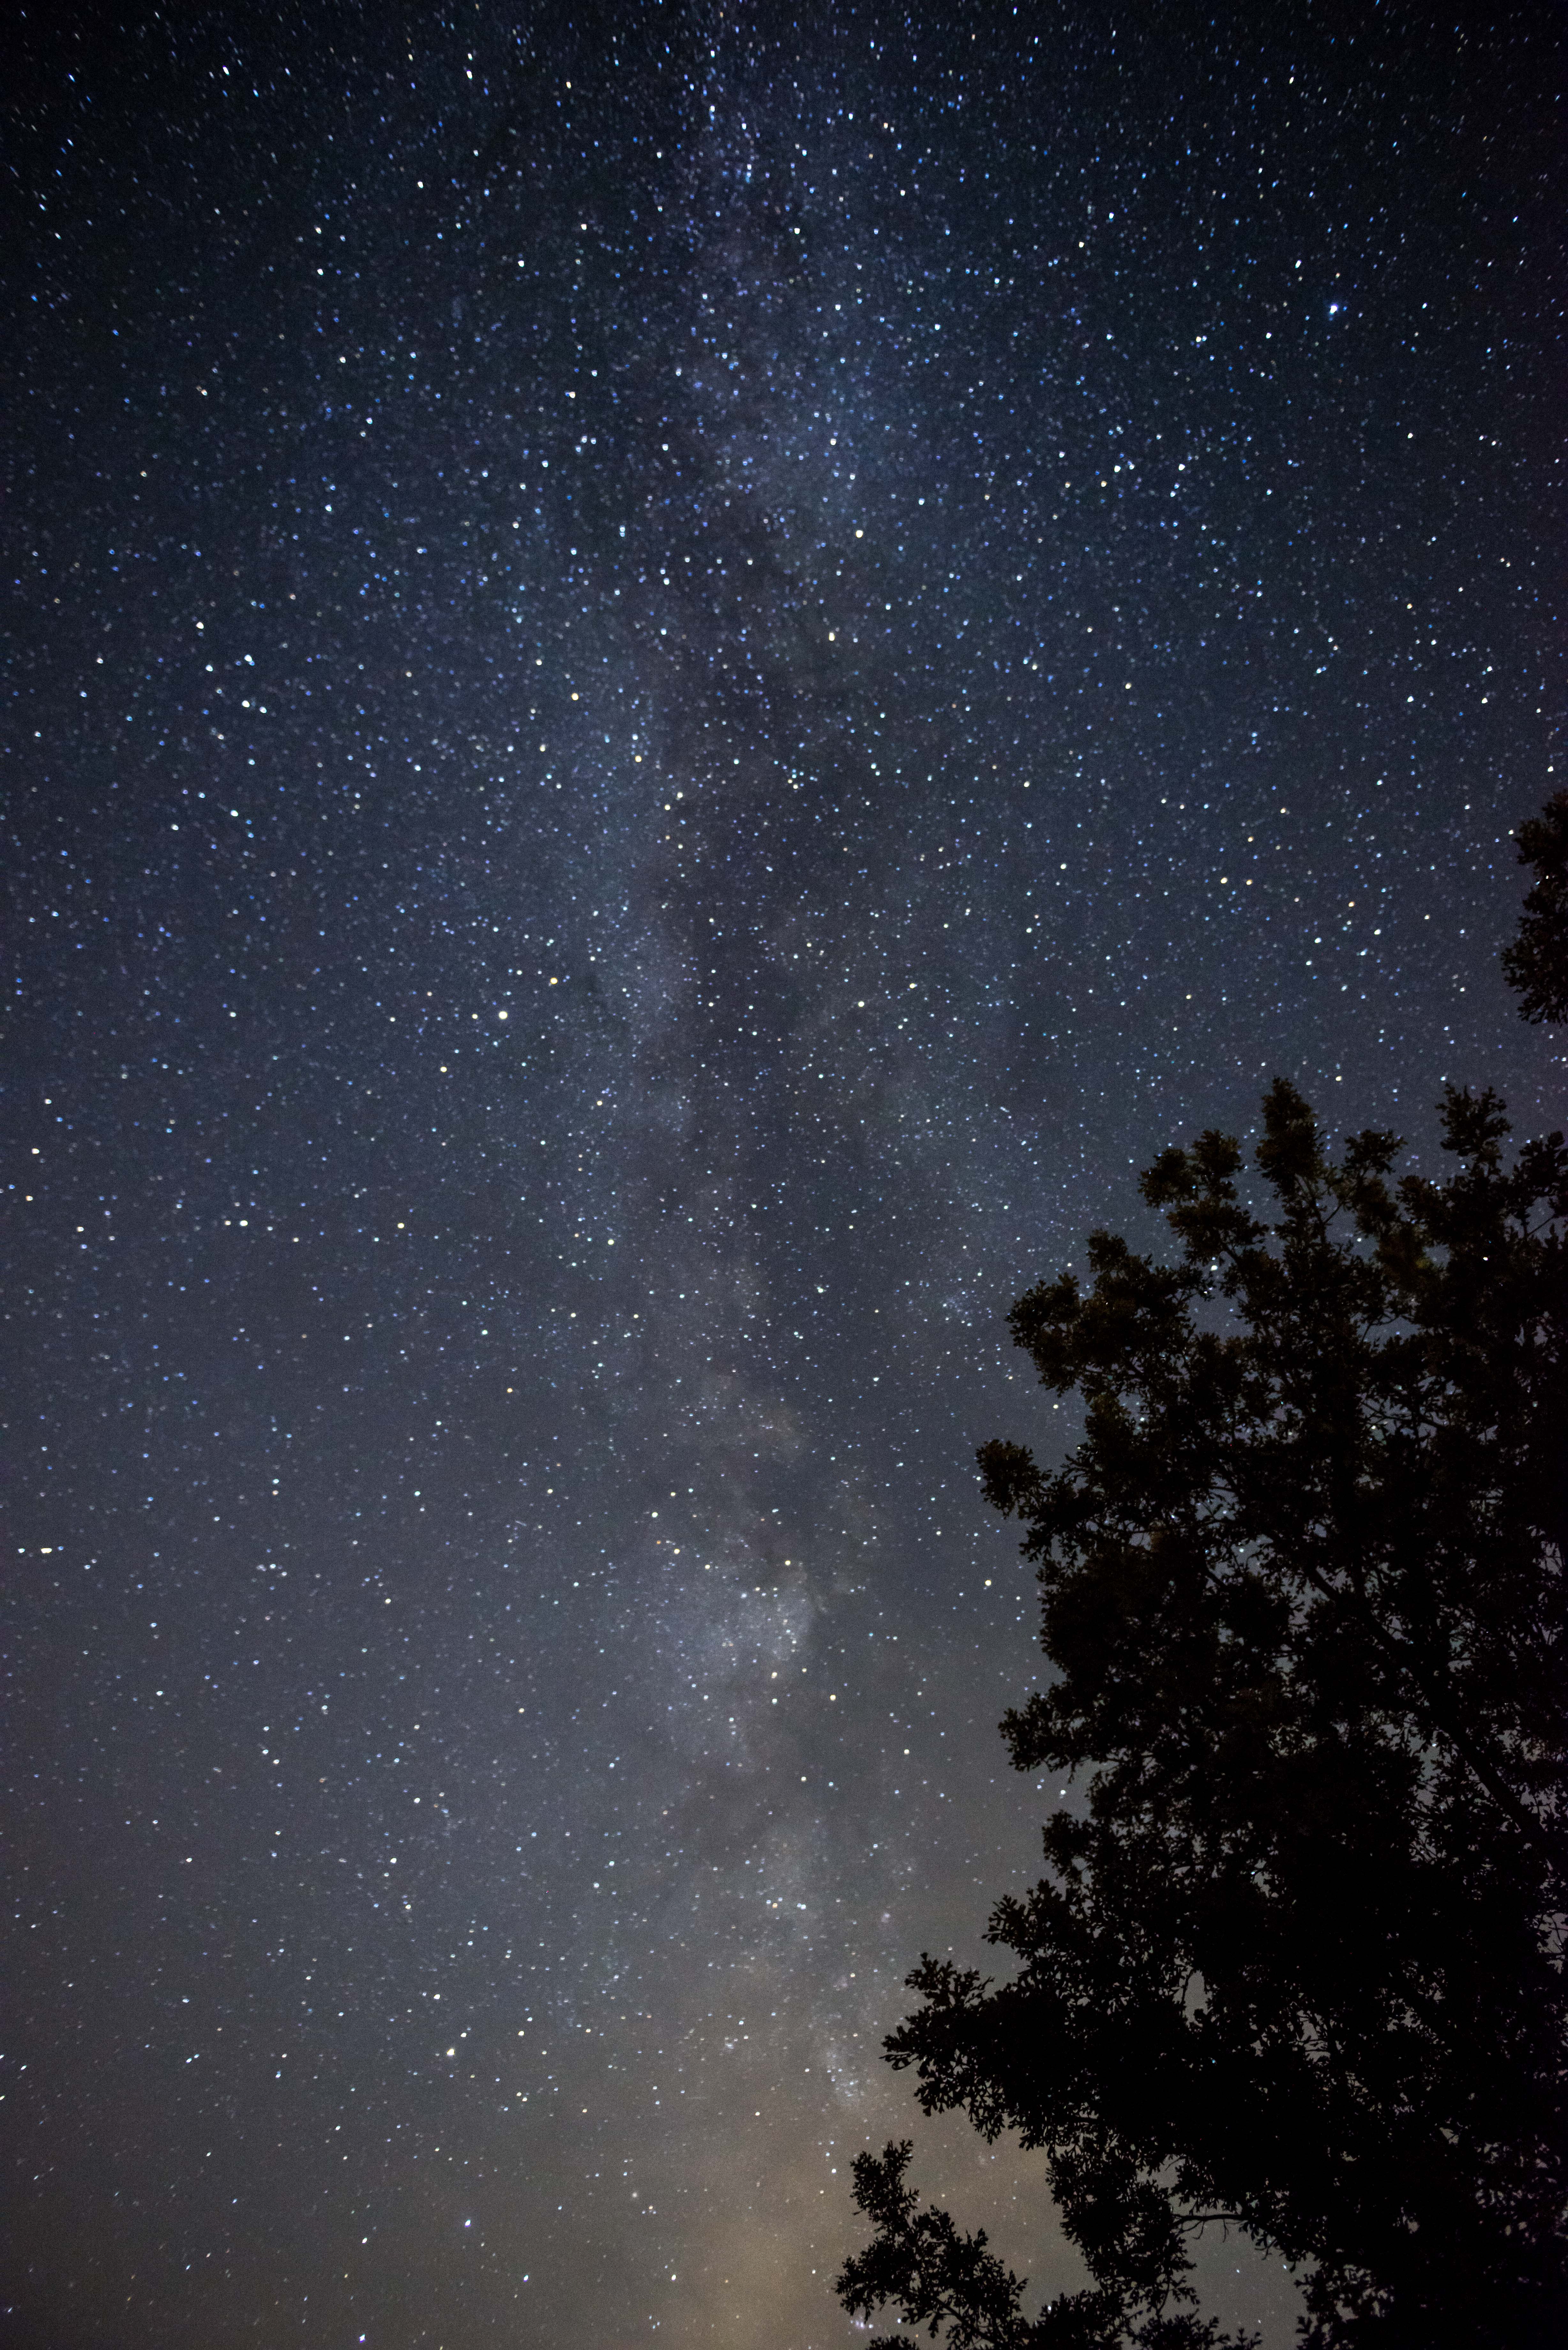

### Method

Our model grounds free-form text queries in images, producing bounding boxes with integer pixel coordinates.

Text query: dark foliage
[1501,788,1568,1025]
[839,816,1568,2350]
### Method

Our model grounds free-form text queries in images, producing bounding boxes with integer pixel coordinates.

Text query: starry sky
[4,5,1564,2346]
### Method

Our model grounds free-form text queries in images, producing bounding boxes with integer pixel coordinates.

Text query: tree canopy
[837,807,1568,2350]
[1501,787,1568,1026]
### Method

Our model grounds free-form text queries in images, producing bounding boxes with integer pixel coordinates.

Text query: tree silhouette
[838,806,1568,2350]
[1501,787,1568,1026]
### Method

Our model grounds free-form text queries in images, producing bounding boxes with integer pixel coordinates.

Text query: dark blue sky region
[4,5,1563,2347]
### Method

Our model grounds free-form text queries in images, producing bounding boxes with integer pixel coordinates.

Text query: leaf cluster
[838,2138,1254,2350]
[841,1078,1568,2349]
[1501,787,1568,1025]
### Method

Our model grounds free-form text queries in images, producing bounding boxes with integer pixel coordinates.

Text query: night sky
[5,5,1564,2346]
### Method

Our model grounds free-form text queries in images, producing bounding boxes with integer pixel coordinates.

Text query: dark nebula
[4,6,1562,2346]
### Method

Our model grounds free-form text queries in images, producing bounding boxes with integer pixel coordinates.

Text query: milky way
[5,7,1563,2347]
